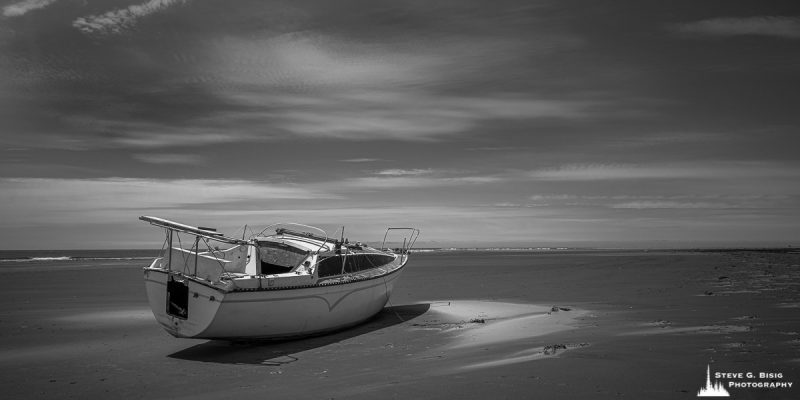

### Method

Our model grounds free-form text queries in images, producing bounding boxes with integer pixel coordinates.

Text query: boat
[139,215,419,340]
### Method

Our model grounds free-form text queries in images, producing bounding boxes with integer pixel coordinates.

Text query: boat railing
[140,216,247,245]
[142,216,418,285]
[254,222,330,254]
[381,228,421,256]
[141,216,252,283]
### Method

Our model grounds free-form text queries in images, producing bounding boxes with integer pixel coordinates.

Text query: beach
[1,250,798,399]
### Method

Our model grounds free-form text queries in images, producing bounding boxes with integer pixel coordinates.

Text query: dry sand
[0,250,798,399]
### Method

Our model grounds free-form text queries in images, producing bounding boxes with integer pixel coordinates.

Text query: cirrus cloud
[132,153,204,165]
[527,162,800,181]
[0,177,337,226]
[2,0,58,17]
[672,16,800,39]
[73,0,187,35]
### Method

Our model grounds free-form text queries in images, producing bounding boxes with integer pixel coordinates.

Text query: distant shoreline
[1,246,797,263]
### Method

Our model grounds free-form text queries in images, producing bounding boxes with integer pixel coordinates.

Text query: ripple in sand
[730,315,758,321]
[409,301,589,371]
[622,324,752,336]
[410,301,585,349]
[55,309,153,325]
[641,320,672,328]
[459,342,591,370]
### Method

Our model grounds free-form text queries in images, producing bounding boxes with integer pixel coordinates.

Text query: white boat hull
[138,216,419,340]
[143,266,404,339]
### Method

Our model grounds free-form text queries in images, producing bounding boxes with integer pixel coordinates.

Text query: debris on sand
[543,343,589,355]
[543,344,567,355]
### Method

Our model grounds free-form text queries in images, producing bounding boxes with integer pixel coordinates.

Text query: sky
[1,0,799,249]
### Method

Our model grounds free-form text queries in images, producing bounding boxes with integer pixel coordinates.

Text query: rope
[159,229,169,256]
[199,237,240,288]
[383,276,405,322]
[200,237,229,272]
[173,232,192,275]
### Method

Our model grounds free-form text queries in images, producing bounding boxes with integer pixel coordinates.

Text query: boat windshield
[257,240,310,274]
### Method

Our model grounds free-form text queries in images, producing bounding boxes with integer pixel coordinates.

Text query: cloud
[73,0,187,35]
[57,116,265,149]
[0,177,337,226]
[209,34,446,89]
[158,205,558,243]
[338,175,503,189]
[611,201,741,210]
[527,162,800,181]
[606,132,724,149]
[229,89,589,142]
[2,26,593,152]
[320,168,505,190]
[14,28,591,151]
[610,195,795,210]
[529,164,690,180]
[490,202,549,208]
[0,175,559,247]
[133,153,204,165]
[524,194,795,211]
[375,169,433,176]
[205,34,591,141]
[114,130,257,148]
[672,16,800,39]
[2,0,58,17]
[339,158,383,163]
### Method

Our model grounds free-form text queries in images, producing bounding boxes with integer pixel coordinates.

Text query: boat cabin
[141,216,413,291]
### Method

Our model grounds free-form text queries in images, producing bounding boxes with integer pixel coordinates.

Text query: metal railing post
[193,236,200,276]
[167,230,173,271]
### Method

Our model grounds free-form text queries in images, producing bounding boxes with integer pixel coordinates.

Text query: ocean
[0,247,592,264]
[0,249,159,265]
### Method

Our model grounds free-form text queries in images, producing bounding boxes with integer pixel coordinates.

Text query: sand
[0,250,798,399]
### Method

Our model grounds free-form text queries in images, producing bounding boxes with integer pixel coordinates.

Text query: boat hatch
[166,275,189,319]
[257,240,310,274]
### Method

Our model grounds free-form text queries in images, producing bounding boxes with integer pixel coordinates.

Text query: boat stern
[143,267,224,338]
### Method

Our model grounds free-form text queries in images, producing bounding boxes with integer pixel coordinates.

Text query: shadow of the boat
[167,303,430,365]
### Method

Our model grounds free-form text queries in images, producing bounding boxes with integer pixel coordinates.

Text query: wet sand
[1,250,798,399]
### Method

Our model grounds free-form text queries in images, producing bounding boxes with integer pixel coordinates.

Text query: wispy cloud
[490,202,549,208]
[529,164,690,181]
[527,162,800,181]
[230,90,589,142]
[611,194,796,210]
[612,200,745,210]
[59,116,265,149]
[339,158,383,163]
[73,0,187,35]
[208,34,446,90]
[133,153,204,165]
[114,130,257,148]
[328,168,505,189]
[375,169,433,176]
[525,194,794,210]
[0,175,557,247]
[207,34,591,141]
[607,132,724,149]
[0,177,336,225]
[338,175,503,189]
[12,30,592,152]
[672,16,800,39]
[2,0,58,17]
